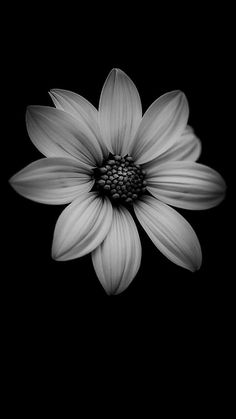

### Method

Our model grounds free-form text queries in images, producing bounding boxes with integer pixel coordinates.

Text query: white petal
[134,196,202,271]
[49,89,108,157]
[146,161,226,210]
[26,106,103,166]
[143,125,201,172]
[130,91,189,165]
[9,157,93,205]
[99,68,142,155]
[92,206,141,295]
[52,193,113,261]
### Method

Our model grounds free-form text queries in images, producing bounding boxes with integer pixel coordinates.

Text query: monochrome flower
[9,69,226,295]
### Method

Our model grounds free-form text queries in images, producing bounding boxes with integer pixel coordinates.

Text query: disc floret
[94,154,147,204]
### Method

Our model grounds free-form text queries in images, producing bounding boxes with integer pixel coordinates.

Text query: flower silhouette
[9,69,226,294]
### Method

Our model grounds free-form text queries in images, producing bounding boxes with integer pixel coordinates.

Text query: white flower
[9,69,226,295]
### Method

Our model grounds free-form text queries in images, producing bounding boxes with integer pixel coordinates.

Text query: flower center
[94,154,147,204]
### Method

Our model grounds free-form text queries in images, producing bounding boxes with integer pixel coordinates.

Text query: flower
[9,69,226,295]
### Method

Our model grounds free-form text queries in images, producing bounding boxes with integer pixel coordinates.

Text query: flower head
[9,69,226,295]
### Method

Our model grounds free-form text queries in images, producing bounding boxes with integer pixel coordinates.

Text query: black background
[4,7,233,411]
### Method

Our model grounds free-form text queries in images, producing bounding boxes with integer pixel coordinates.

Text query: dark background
[6,37,230,298]
[3,6,233,414]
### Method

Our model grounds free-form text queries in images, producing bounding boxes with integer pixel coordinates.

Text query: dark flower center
[94,154,147,204]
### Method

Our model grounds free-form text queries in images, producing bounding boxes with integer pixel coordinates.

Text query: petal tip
[8,175,14,185]
[48,90,57,106]
[172,90,187,106]
[26,105,40,119]
[51,247,60,261]
[26,105,32,116]
[8,173,21,188]
[109,68,125,79]
[51,238,68,261]
[190,252,202,272]
[51,239,61,261]
[108,68,117,78]
[26,104,36,112]
[49,89,60,97]
[111,67,121,73]
[184,258,202,273]
[192,262,202,272]
[170,89,185,98]
[48,90,54,98]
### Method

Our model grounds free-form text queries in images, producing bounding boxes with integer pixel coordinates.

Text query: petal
[99,68,142,155]
[26,106,103,166]
[142,125,201,172]
[146,161,226,210]
[130,91,189,165]
[92,206,141,295]
[134,196,202,271]
[52,193,113,261]
[9,157,94,205]
[49,89,108,157]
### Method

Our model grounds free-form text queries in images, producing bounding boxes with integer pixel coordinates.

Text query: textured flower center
[94,154,147,204]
